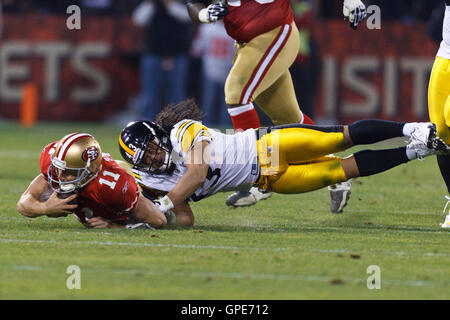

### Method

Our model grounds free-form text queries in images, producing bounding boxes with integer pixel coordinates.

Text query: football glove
[198,2,229,23]
[343,0,367,30]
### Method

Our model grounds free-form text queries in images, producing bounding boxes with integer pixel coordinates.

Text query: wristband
[157,195,174,213]
[198,8,210,23]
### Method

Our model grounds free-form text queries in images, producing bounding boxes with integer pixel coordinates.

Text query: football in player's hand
[39,189,54,202]
[57,191,78,205]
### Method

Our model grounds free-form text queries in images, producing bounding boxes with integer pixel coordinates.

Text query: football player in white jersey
[119,100,449,227]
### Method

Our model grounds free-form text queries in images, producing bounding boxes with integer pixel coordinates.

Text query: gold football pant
[428,56,450,144]
[225,22,302,125]
[254,127,349,193]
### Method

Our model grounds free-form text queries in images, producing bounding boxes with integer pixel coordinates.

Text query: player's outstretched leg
[352,123,448,179]
[319,121,448,213]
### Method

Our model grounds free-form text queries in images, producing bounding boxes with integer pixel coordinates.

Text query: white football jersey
[132,120,260,201]
[437,5,450,59]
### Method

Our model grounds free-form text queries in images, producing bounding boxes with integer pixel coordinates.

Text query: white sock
[402,123,417,136]
[406,148,417,160]
[227,103,254,117]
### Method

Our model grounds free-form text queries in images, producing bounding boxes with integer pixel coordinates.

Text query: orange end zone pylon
[20,83,38,127]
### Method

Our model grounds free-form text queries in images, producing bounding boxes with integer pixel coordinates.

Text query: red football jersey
[39,142,139,226]
[223,0,294,43]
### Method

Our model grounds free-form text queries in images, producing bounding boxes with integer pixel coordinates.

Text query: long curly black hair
[155,99,204,133]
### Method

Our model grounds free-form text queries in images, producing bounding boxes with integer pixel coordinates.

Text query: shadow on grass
[9,216,448,235]
[194,223,447,234]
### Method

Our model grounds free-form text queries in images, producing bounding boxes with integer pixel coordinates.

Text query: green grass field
[0,121,449,299]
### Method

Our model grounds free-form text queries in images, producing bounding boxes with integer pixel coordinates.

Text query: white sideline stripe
[1,238,449,257]
[344,209,441,216]
[310,249,450,258]
[267,225,449,234]
[0,151,37,159]
[12,265,45,271]
[8,265,438,287]
[0,238,283,251]
[241,24,290,104]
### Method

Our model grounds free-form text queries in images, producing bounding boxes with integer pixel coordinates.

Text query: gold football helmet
[48,133,102,193]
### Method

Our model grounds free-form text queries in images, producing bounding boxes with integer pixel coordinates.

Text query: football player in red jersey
[185,0,367,210]
[17,132,170,229]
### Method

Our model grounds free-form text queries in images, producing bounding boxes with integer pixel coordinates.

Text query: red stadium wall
[0,15,142,121]
[312,21,440,123]
[0,15,441,122]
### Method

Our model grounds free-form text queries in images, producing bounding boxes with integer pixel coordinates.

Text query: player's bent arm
[172,201,195,227]
[165,141,210,207]
[17,174,49,217]
[17,174,76,218]
[130,195,168,229]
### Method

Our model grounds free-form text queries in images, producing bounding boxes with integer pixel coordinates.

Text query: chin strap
[79,164,102,189]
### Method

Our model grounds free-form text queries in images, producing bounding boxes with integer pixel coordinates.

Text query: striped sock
[301,112,315,125]
[228,103,261,132]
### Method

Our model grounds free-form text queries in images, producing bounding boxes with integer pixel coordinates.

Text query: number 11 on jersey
[98,170,120,189]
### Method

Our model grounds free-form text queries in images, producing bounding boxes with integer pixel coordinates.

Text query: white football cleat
[226,187,272,207]
[328,179,352,213]
[441,196,450,229]
[441,214,450,229]
[407,123,450,160]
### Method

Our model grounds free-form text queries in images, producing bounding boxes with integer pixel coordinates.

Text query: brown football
[57,191,78,205]
[39,189,54,202]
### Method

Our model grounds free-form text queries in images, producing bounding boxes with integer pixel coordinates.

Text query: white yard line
[0,237,448,257]
[6,264,439,288]
[344,209,441,216]
[0,151,37,159]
